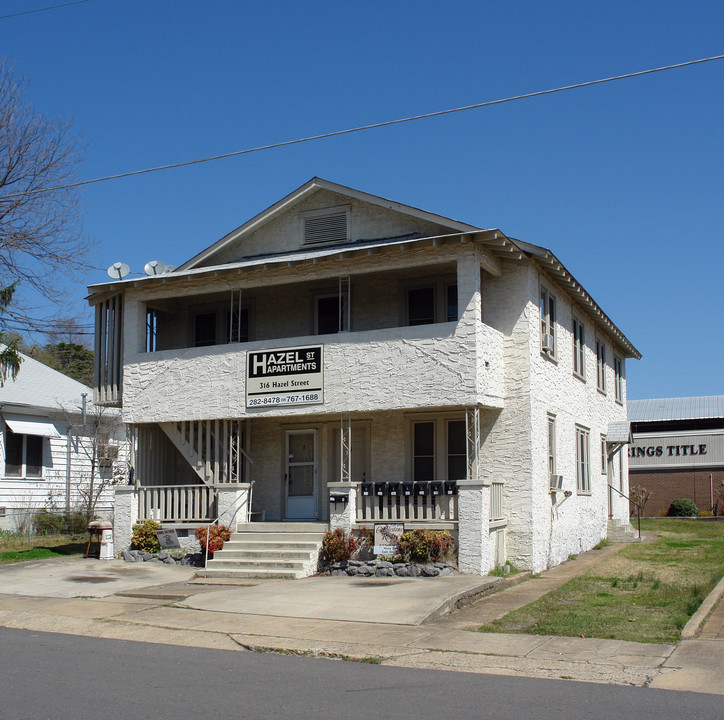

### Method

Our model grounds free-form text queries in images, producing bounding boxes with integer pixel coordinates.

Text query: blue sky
[2,0,722,400]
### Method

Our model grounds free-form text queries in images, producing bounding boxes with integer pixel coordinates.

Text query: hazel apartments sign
[246,346,323,407]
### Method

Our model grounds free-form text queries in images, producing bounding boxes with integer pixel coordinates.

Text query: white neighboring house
[0,350,126,531]
[88,178,640,574]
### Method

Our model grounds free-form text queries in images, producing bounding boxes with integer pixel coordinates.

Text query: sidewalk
[0,541,723,693]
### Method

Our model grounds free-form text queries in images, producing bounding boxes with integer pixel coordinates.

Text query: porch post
[114,485,138,551]
[457,480,489,574]
[216,484,249,529]
[328,483,357,533]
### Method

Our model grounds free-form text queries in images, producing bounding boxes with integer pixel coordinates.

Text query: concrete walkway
[0,542,723,693]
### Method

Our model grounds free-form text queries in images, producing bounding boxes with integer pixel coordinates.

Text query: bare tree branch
[0,59,91,304]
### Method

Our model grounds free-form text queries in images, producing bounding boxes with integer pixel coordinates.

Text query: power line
[6,53,724,198]
[0,0,92,21]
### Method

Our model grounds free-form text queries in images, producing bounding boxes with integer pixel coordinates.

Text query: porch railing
[356,491,457,523]
[138,484,216,523]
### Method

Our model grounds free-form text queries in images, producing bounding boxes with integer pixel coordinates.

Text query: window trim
[572,315,586,380]
[600,434,607,474]
[576,425,591,495]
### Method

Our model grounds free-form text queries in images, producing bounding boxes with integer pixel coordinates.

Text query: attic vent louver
[304,210,348,245]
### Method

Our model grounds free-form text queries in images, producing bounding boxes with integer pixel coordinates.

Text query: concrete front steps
[607,518,642,543]
[197,522,327,579]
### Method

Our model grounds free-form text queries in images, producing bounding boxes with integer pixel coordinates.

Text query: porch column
[328,483,357,533]
[114,485,139,551]
[457,480,490,575]
[216,484,250,529]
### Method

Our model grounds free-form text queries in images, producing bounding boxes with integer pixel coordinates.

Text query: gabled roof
[0,350,93,414]
[177,177,481,271]
[628,396,724,423]
[87,177,640,359]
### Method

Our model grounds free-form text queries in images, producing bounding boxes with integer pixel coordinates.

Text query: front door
[285,430,318,520]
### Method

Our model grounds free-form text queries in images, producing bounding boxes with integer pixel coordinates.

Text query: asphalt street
[0,627,719,720]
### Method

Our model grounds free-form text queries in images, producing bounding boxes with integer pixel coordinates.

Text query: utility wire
[7,53,724,197]
[0,0,91,21]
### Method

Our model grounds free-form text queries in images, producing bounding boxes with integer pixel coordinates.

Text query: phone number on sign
[247,392,322,407]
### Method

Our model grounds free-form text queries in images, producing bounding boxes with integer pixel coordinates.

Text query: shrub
[195,524,232,553]
[668,498,699,517]
[397,529,455,563]
[321,528,356,562]
[131,519,162,552]
[33,511,90,536]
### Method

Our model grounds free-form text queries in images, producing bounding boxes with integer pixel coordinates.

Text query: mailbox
[415,482,429,496]
[361,482,373,497]
[374,482,387,497]
[431,481,443,496]
[444,481,458,496]
[329,492,349,504]
[387,482,401,497]
[402,482,414,496]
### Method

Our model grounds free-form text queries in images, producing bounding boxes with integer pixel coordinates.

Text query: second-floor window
[407,284,457,326]
[596,338,606,393]
[316,293,348,335]
[614,355,623,403]
[572,316,585,379]
[540,286,557,356]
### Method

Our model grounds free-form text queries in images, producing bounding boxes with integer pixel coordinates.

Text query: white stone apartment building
[90,178,639,574]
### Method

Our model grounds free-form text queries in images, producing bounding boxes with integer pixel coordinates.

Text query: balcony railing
[356,491,457,523]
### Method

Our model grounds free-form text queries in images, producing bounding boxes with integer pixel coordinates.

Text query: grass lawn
[479,519,724,644]
[0,533,87,564]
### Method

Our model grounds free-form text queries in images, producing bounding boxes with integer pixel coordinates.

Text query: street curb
[681,575,724,639]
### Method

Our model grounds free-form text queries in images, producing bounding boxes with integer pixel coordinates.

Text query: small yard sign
[156,528,181,549]
[374,523,404,555]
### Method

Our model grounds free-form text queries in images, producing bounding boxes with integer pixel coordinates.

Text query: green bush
[397,529,456,563]
[33,511,90,536]
[321,528,357,562]
[668,498,699,517]
[131,519,162,552]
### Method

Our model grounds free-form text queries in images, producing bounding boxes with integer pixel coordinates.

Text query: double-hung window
[447,420,466,481]
[540,286,557,356]
[413,422,435,482]
[5,432,43,478]
[572,316,585,379]
[576,426,590,494]
[407,284,457,326]
[600,434,607,474]
[316,293,348,335]
[547,415,557,477]
[614,355,623,403]
[596,339,606,393]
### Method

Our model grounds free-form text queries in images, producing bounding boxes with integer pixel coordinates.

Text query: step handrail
[203,486,250,569]
[609,485,642,540]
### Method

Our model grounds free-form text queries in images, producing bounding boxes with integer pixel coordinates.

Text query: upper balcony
[111,261,505,423]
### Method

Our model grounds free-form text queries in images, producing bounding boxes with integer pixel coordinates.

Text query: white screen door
[285,430,318,520]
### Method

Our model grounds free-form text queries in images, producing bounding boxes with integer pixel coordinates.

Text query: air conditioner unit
[549,474,563,492]
[541,334,554,353]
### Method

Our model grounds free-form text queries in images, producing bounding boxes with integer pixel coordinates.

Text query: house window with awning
[2,415,59,479]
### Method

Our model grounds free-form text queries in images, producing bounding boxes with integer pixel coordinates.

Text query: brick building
[628,396,724,516]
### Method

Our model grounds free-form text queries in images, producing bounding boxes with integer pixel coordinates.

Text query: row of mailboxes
[360,481,458,497]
